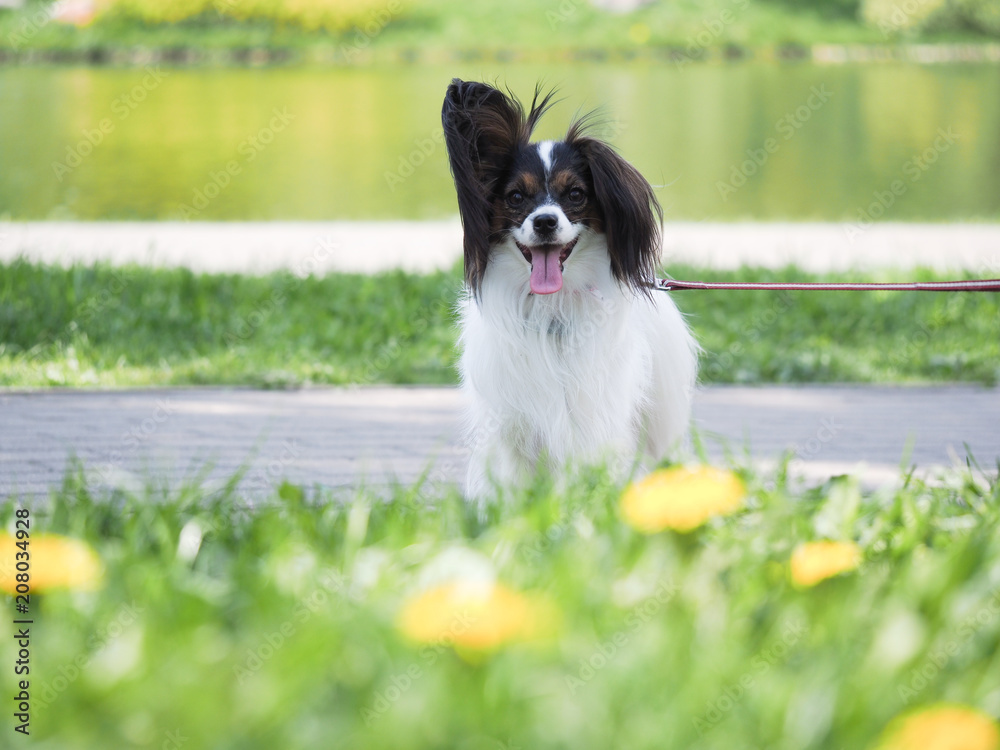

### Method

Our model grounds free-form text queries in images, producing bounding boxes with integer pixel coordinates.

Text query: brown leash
[653,278,1000,293]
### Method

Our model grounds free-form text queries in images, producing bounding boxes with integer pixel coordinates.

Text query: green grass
[2,458,999,748]
[1,259,997,388]
[1,0,996,58]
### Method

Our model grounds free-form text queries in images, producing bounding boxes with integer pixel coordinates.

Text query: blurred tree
[959,0,1000,34]
[861,0,1000,37]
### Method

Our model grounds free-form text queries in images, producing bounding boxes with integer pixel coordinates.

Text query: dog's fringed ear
[442,79,525,296]
[569,132,662,294]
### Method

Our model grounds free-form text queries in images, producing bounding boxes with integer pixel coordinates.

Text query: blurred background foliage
[73,0,1000,39]
[861,0,1000,36]
[2,0,999,51]
[92,0,402,32]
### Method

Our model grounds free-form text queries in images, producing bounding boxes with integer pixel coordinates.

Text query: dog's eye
[507,191,525,207]
[568,188,586,203]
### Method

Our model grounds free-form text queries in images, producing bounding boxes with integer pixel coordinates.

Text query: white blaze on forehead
[537,140,555,175]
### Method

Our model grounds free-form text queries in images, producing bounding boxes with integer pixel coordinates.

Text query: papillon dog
[442,79,698,498]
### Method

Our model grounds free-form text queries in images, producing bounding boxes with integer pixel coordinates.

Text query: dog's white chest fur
[458,235,698,498]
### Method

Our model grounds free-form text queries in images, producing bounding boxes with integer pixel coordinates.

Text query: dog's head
[442,79,662,298]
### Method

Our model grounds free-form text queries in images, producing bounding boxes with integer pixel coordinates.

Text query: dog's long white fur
[459,229,699,498]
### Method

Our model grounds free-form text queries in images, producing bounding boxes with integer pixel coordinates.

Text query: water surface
[1,62,997,221]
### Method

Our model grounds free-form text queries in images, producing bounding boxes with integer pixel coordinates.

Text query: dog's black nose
[533,213,559,234]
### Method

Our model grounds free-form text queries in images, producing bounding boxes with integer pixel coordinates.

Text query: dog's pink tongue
[529,248,563,294]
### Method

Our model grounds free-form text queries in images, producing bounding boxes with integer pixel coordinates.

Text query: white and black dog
[442,79,698,498]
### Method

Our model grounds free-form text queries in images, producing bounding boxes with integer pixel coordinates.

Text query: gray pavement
[1,385,997,499]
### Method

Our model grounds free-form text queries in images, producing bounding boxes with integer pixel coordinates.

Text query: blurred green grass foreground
[1,459,999,749]
[2,0,999,59]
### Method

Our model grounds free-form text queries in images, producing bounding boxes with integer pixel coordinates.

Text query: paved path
[3,221,998,274]
[2,386,996,499]
[4,223,996,500]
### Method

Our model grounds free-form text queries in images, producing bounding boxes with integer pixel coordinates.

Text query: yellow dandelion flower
[398,581,553,652]
[620,466,746,533]
[789,540,861,587]
[0,533,104,594]
[875,704,1000,750]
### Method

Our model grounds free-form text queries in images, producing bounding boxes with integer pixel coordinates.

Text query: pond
[0,61,998,222]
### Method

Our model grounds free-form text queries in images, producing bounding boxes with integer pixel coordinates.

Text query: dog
[442,79,698,498]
